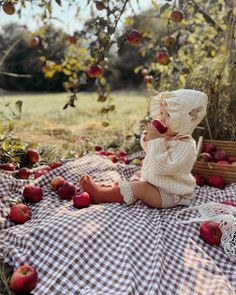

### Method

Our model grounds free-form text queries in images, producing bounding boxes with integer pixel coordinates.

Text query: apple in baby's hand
[152,119,167,134]
[58,181,76,200]
[9,204,31,224]
[10,264,38,293]
[18,167,31,179]
[50,176,65,191]
[23,184,43,203]
[222,200,236,207]
[199,222,222,245]
[73,192,91,208]
[26,148,40,164]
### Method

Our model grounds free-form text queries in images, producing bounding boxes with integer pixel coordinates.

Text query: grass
[0,91,148,160]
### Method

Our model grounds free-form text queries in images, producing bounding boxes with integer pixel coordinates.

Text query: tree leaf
[159,3,170,15]
[15,100,23,114]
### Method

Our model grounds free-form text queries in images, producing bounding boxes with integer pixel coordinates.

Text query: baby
[80,89,208,208]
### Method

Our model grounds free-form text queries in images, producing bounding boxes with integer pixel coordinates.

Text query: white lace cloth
[120,181,136,205]
[176,202,236,261]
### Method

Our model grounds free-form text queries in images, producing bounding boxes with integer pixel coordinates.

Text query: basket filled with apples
[192,136,236,186]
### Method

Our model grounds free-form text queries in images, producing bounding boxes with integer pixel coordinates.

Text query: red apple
[95,1,106,10]
[31,36,40,46]
[9,204,31,224]
[99,150,108,156]
[23,184,43,203]
[119,157,129,164]
[58,181,76,200]
[108,155,118,163]
[127,30,142,45]
[202,143,215,155]
[88,65,102,78]
[222,200,236,206]
[50,176,65,191]
[207,176,225,190]
[156,51,170,65]
[170,10,184,23]
[213,150,228,162]
[144,75,153,85]
[95,144,103,152]
[0,163,16,172]
[164,35,176,46]
[199,222,222,245]
[217,160,229,165]
[117,150,127,158]
[199,152,214,162]
[34,169,48,179]
[48,161,62,169]
[73,192,91,208]
[2,2,15,15]
[67,35,77,44]
[26,148,40,164]
[152,119,167,134]
[228,156,236,163]
[18,167,30,179]
[194,174,206,187]
[10,265,38,293]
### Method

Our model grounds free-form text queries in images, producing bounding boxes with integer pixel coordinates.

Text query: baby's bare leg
[130,181,162,208]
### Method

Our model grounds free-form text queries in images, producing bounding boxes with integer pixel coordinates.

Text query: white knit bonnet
[150,89,208,135]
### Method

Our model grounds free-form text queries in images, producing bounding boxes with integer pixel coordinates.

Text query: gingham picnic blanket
[0,152,236,295]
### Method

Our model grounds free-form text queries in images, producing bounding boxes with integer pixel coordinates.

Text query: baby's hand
[144,123,164,141]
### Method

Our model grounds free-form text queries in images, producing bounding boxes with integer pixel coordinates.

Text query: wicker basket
[192,136,236,184]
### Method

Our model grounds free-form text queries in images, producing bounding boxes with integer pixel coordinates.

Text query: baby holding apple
[80,89,208,208]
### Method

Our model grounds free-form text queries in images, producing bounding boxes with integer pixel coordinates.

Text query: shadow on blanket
[0,153,236,295]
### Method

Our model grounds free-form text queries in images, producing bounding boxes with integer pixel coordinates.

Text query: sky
[0,0,166,34]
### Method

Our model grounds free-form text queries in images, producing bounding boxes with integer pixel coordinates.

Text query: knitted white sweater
[140,134,197,195]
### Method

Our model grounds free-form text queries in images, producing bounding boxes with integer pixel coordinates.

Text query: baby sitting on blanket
[80,89,208,208]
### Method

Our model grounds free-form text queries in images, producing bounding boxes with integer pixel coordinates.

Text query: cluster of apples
[95,145,129,164]
[0,148,62,180]
[195,143,236,189]
[199,143,236,166]
[199,200,236,246]
[50,176,91,208]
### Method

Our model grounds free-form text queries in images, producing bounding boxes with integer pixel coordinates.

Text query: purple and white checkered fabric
[0,153,236,295]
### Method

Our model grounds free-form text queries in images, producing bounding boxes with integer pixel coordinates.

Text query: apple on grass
[26,148,40,164]
[199,222,222,245]
[50,176,65,191]
[9,204,31,224]
[73,192,91,208]
[23,184,43,203]
[10,265,38,293]
[58,181,76,200]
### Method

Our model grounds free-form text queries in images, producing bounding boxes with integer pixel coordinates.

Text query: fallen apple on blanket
[9,204,31,224]
[50,176,65,191]
[207,175,225,190]
[26,148,40,164]
[222,200,236,206]
[17,167,31,179]
[199,222,222,245]
[152,119,167,134]
[58,181,76,200]
[73,192,91,208]
[23,184,43,203]
[9,264,38,293]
